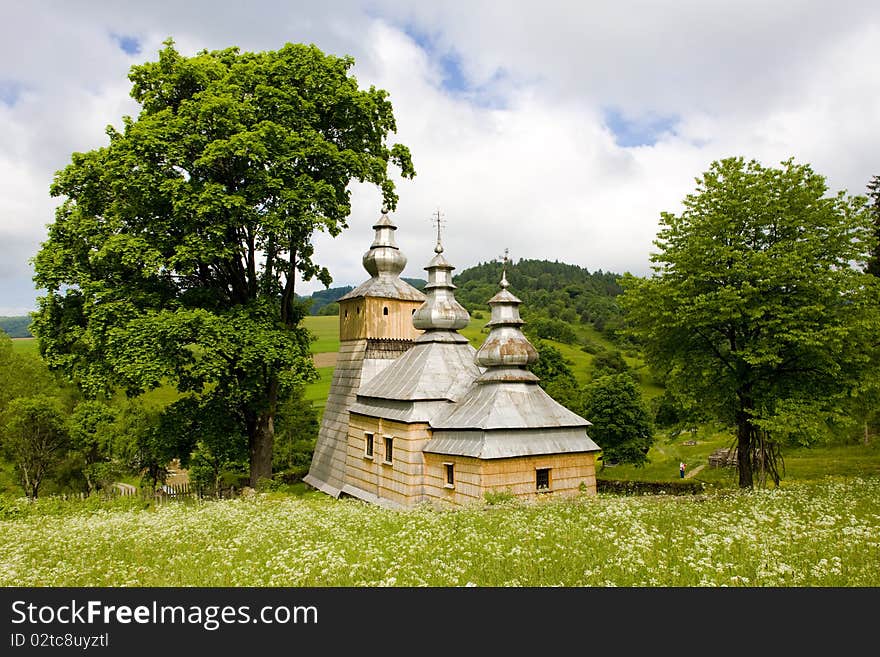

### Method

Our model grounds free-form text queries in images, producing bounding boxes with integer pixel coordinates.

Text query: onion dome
[362,207,407,278]
[474,269,539,382]
[412,235,470,336]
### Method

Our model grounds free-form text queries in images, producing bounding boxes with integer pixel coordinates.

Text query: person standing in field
[679,462,686,478]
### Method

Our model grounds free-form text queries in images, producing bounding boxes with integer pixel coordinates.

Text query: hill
[0,316,32,338]
[453,259,625,338]
[298,278,427,315]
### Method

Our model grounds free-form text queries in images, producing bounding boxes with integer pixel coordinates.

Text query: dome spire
[474,249,539,382]
[412,209,470,341]
[362,206,406,278]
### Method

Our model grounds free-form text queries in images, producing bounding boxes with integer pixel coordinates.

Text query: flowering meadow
[1,476,878,587]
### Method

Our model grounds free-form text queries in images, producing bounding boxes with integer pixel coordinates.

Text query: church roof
[339,276,425,302]
[429,380,591,430]
[350,227,480,421]
[338,208,425,302]
[424,426,600,459]
[356,339,480,404]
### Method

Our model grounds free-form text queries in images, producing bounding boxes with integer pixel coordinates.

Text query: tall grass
[1,476,878,586]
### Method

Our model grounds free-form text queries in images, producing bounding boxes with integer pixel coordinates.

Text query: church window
[344,309,348,318]
[364,433,374,458]
[383,436,394,464]
[444,463,455,487]
[383,306,389,315]
[536,468,551,491]
[357,306,361,314]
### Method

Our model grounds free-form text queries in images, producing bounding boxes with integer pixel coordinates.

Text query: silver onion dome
[362,209,407,278]
[474,269,539,381]
[412,236,470,332]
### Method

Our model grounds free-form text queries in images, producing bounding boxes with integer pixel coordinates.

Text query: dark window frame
[536,468,551,491]
[383,436,394,464]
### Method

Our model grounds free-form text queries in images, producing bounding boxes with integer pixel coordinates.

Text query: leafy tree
[621,157,880,488]
[580,374,654,467]
[530,340,580,409]
[68,400,118,493]
[867,175,880,277]
[164,394,247,496]
[31,39,414,487]
[1,396,69,498]
[591,349,629,378]
[272,386,320,481]
[113,400,181,492]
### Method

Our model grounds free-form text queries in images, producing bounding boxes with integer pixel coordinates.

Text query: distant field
[10,337,38,356]
[303,315,339,354]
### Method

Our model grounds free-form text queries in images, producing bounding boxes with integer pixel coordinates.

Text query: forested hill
[0,316,32,338]
[453,259,625,334]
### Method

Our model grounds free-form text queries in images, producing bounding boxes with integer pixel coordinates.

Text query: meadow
[5,320,880,588]
[1,476,878,586]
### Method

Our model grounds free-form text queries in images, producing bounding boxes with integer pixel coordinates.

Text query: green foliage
[453,259,625,337]
[112,401,174,492]
[299,286,352,315]
[272,386,319,482]
[621,157,880,488]
[591,348,630,377]
[530,340,579,408]
[317,301,340,316]
[524,316,578,344]
[1,395,69,498]
[68,400,118,493]
[31,39,414,487]
[867,174,880,278]
[581,373,654,467]
[483,489,516,505]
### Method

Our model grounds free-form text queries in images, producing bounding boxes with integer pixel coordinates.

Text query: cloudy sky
[2,1,879,314]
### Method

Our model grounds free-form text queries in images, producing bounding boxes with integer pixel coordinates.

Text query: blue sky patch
[603,107,679,147]
[0,80,23,106]
[402,24,468,94]
[111,33,142,56]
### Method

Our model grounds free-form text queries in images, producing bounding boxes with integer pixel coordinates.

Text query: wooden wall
[346,413,431,507]
[339,297,423,341]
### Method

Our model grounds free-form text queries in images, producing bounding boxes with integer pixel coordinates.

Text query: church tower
[304,209,425,497]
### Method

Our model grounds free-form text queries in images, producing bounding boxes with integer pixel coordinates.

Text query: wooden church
[304,210,600,508]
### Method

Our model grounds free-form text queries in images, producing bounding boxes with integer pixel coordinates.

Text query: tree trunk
[735,403,754,489]
[249,410,275,488]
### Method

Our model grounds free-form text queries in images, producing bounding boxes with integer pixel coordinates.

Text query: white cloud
[1,0,879,308]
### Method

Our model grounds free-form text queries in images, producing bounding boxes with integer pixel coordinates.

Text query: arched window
[383,306,389,316]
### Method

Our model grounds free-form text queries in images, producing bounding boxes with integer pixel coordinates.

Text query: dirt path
[313,352,338,367]
[685,464,706,479]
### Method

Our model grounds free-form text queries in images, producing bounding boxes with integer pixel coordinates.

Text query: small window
[344,309,349,318]
[383,436,393,464]
[444,463,455,487]
[364,433,374,458]
[536,468,551,491]
[411,308,416,315]
[357,306,361,315]
[383,306,389,316]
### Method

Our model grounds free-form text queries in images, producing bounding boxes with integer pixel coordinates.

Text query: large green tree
[580,373,654,468]
[621,157,880,488]
[1,396,69,498]
[32,40,414,486]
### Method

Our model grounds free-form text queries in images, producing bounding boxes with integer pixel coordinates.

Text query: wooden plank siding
[339,297,423,342]
[346,414,598,507]
[346,413,432,507]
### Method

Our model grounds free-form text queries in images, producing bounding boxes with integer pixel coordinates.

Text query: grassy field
[1,476,878,586]
[9,337,38,356]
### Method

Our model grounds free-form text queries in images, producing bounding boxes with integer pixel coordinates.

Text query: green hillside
[0,315,32,338]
